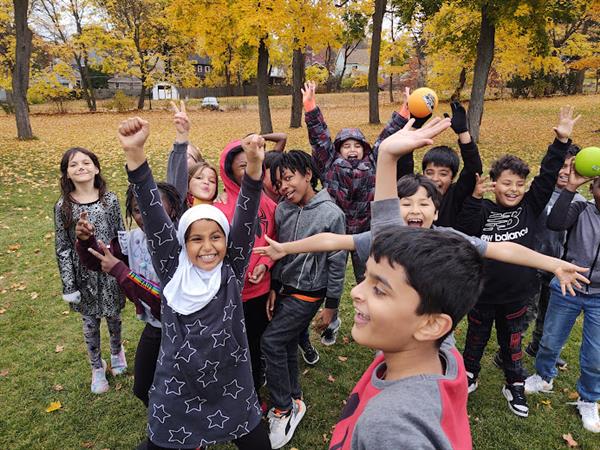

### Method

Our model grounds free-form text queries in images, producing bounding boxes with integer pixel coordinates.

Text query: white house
[152,82,180,100]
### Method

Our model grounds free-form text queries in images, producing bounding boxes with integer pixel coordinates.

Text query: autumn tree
[368,0,386,123]
[12,0,34,139]
[335,6,368,90]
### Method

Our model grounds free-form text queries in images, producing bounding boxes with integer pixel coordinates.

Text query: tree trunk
[138,73,146,110]
[388,73,394,103]
[74,55,96,112]
[336,48,349,91]
[290,47,305,128]
[368,0,386,124]
[12,0,33,139]
[452,67,467,102]
[574,68,585,94]
[467,4,495,143]
[257,38,273,134]
[324,44,336,92]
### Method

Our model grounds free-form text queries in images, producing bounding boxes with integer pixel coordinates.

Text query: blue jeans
[535,278,600,402]
[261,294,323,410]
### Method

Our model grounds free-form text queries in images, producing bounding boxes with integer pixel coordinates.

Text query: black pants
[463,299,529,384]
[133,323,162,406]
[146,421,271,450]
[243,293,270,403]
[530,279,551,349]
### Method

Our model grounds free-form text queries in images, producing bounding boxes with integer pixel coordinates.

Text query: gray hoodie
[548,189,600,294]
[272,189,347,308]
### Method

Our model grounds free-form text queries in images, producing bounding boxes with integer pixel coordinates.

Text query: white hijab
[163,205,231,315]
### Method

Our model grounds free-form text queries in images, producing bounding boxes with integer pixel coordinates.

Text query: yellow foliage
[305,65,329,85]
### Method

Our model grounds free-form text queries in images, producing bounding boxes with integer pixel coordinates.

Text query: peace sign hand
[76,211,95,241]
[171,100,190,143]
[87,240,120,273]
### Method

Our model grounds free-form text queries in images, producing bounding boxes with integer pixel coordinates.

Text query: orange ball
[408,87,438,118]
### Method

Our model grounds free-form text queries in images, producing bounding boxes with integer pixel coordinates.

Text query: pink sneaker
[110,346,127,376]
[91,360,109,394]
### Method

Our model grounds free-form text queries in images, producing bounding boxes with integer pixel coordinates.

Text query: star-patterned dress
[127,161,263,448]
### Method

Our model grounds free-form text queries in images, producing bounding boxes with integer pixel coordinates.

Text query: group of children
[54,86,600,449]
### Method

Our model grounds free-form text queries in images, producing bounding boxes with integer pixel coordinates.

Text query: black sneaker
[298,341,319,365]
[320,318,341,346]
[502,383,529,417]
[525,342,538,358]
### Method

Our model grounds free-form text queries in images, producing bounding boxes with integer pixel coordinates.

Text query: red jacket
[215,140,277,301]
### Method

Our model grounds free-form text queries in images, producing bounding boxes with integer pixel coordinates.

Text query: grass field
[0,93,599,450]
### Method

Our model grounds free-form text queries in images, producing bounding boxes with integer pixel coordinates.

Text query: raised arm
[227,134,265,279]
[547,163,592,231]
[303,81,335,176]
[118,117,180,283]
[525,106,580,216]
[167,101,192,204]
[262,132,287,152]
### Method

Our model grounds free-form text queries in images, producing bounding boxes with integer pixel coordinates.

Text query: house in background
[334,40,370,79]
[107,76,142,91]
[152,82,180,100]
[189,55,212,80]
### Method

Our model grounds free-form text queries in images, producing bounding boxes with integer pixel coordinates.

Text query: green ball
[575,147,600,177]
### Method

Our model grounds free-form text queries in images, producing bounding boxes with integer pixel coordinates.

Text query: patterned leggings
[81,315,122,369]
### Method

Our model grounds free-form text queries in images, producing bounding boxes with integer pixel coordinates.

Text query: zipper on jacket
[587,240,600,294]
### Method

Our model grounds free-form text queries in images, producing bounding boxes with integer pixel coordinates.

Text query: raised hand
[118,117,150,170]
[301,81,317,112]
[553,106,581,143]
[75,211,95,240]
[253,235,287,261]
[87,240,120,273]
[171,100,190,143]
[553,261,590,296]
[472,173,495,199]
[445,101,468,134]
[567,159,594,190]
[379,116,452,159]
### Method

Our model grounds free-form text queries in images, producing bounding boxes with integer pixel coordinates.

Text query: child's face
[189,166,217,202]
[67,151,99,184]
[423,163,453,195]
[351,257,423,352]
[556,156,575,190]
[131,194,173,230]
[263,168,280,201]
[231,151,247,185]
[340,139,364,160]
[185,219,226,270]
[276,168,314,206]
[494,170,526,207]
[399,187,438,228]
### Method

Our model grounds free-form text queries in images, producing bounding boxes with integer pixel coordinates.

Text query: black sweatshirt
[397,139,483,228]
[456,138,569,305]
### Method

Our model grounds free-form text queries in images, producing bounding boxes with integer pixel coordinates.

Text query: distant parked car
[201,96,220,111]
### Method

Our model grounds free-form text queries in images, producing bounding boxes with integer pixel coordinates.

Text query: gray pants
[261,294,323,410]
[82,314,122,369]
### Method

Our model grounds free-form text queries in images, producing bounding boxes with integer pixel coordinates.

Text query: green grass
[1,93,599,449]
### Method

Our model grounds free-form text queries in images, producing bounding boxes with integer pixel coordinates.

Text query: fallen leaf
[337,356,348,362]
[562,433,578,447]
[568,391,579,400]
[0,369,8,377]
[322,434,328,443]
[55,344,64,353]
[0,308,6,314]
[540,399,551,405]
[52,384,64,392]
[327,374,336,383]
[302,369,309,375]
[558,364,569,372]
[34,248,41,254]
[342,336,350,344]
[61,310,70,315]
[45,401,62,413]
[30,292,39,300]
[7,243,21,252]
[82,442,94,448]
[115,383,122,391]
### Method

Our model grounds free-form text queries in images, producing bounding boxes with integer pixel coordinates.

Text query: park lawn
[0,93,598,450]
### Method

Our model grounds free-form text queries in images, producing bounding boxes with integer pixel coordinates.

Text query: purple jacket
[306,106,407,234]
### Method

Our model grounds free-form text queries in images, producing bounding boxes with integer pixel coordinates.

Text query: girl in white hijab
[117,118,271,450]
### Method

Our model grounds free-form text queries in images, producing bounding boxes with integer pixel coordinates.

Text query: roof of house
[107,76,141,83]
[189,54,211,65]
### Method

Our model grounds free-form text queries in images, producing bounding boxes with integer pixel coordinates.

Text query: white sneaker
[524,374,554,394]
[573,399,600,433]
[91,360,109,394]
[110,345,127,376]
[466,371,478,394]
[268,399,306,449]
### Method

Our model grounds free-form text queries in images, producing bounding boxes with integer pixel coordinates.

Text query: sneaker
[91,359,109,394]
[493,351,503,369]
[466,371,478,394]
[502,383,529,417]
[572,399,600,433]
[524,374,554,394]
[320,318,341,346]
[110,345,127,376]
[298,341,319,365]
[268,399,306,449]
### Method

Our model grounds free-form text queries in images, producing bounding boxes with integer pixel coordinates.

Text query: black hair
[566,144,581,159]
[422,146,460,178]
[59,147,107,229]
[397,174,442,210]
[270,149,319,190]
[264,150,282,169]
[125,182,183,228]
[371,226,484,344]
[489,155,530,181]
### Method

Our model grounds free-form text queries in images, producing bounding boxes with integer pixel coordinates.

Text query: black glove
[411,113,432,129]
[444,101,468,134]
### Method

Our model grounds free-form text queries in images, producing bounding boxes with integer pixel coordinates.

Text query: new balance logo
[483,208,523,232]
